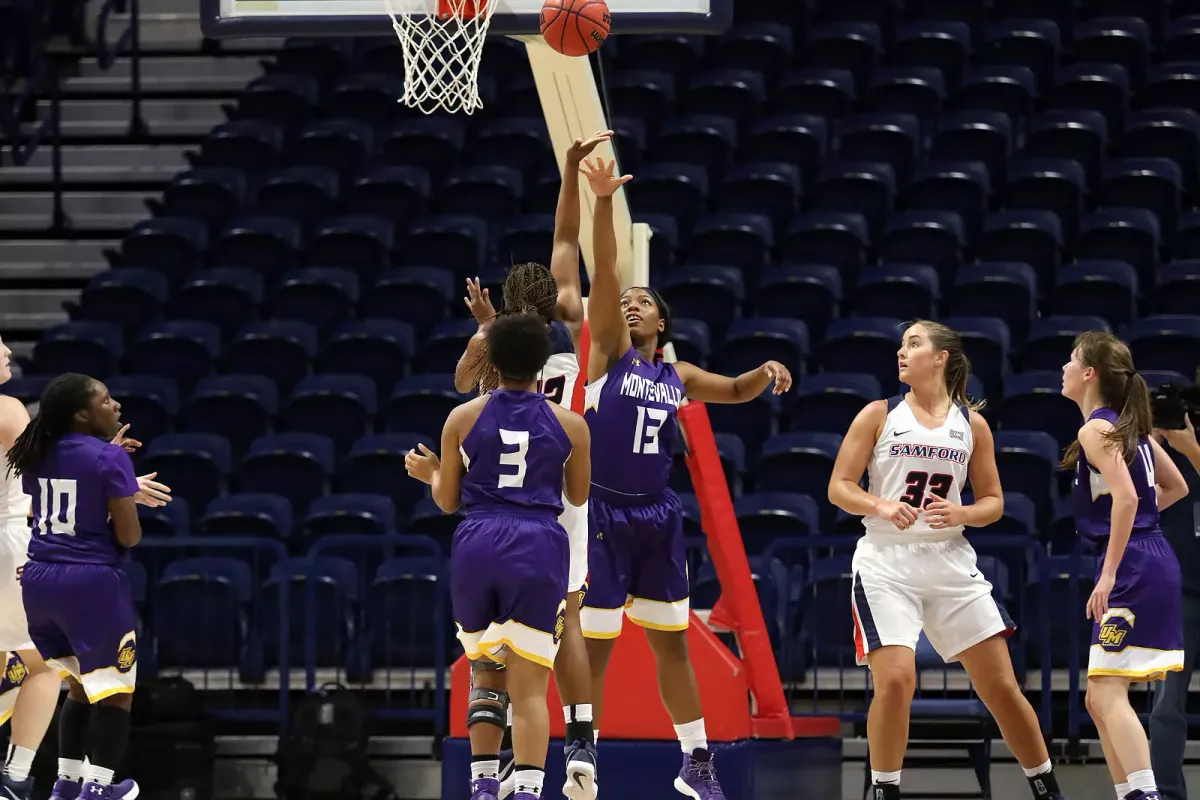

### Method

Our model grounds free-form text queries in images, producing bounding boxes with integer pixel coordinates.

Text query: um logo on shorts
[4,654,27,687]
[117,633,137,673]
[553,601,567,646]
[1098,622,1129,650]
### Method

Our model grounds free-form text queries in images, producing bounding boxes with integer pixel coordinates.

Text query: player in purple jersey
[577,157,792,800]
[0,358,168,800]
[5,374,162,800]
[453,133,607,800]
[1061,332,1191,800]
[406,314,592,800]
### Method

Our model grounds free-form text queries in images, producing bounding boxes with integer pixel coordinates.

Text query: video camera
[1151,382,1200,431]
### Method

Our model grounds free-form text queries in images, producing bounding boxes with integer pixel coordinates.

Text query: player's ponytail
[6,373,95,479]
[913,320,985,412]
[1060,331,1152,469]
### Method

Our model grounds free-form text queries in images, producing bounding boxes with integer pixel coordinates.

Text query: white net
[383,0,499,115]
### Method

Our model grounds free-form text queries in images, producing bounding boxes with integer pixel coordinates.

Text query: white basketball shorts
[0,518,33,653]
[850,535,1015,665]
[560,497,588,594]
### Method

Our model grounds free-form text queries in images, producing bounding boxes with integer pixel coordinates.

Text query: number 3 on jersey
[900,471,953,509]
[497,429,529,489]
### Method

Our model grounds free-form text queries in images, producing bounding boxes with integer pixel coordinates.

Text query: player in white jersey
[453,132,611,800]
[829,321,1067,800]
[0,338,172,800]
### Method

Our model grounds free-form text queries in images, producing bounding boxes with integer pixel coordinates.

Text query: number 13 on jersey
[633,405,668,454]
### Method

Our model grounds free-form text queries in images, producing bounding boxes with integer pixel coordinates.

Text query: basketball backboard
[200,0,732,39]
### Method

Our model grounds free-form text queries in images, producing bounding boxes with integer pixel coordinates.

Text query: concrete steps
[0,144,191,185]
[32,97,227,137]
[0,191,155,230]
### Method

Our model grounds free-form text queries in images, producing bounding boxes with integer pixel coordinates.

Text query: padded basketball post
[517,37,651,286]
[677,400,794,738]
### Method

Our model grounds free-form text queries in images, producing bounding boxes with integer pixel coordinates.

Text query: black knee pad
[467,687,509,730]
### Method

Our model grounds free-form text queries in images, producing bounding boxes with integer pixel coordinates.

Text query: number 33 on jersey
[865,395,975,538]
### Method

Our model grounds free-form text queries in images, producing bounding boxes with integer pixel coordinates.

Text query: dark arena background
[3,0,1200,797]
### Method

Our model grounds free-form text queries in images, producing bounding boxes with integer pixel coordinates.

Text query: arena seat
[304,493,397,539]
[201,493,294,540]
[173,268,265,340]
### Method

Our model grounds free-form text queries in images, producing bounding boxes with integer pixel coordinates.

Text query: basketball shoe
[674,749,725,799]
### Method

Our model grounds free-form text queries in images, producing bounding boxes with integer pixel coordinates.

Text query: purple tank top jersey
[584,347,685,497]
[1073,407,1163,544]
[23,433,140,565]
[459,390,572,517]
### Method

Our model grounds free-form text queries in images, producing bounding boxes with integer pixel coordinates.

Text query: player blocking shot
[407,313,592,800]
[6,373,159,800]
[577,157,791,800]
[454,132,611,800]
[1061,332,1190,800]
[828,321,1067,800]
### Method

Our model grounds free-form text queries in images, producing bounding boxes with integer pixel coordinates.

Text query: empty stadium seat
[239,433,335,515]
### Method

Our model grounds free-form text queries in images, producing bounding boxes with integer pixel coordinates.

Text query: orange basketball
[540,0,611,57]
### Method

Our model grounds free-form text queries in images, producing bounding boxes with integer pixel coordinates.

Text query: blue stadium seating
[23,1,1200,719]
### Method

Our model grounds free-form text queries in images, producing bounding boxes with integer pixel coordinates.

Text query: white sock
[1022,760,1052,778]
[872,769,901,786]
[513,768,544,798]
[81,764,114,787]
[4,745,35,781]
[58,758,84,782]
[1115,782,1129,800]
[1127,769,1156,793]
[673,718,707,754]
[563,704,593,724]
[471,759,500,782]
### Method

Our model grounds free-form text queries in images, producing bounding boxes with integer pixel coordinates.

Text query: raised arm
[828,400,919,530]
[674,360,792,404]
[552,132,612,338]
[454,277,498,393]
[579,158,633,378]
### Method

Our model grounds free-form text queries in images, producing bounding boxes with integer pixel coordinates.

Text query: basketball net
[383,0,496,115]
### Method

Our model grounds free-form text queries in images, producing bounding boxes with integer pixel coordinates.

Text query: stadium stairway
[0,9,276,371]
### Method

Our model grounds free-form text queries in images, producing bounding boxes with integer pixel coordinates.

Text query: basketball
[540,0,611,57]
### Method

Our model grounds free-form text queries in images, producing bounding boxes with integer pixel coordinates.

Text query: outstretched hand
[580,157,632,198]
[464,277,496,326]
[567,130,613,163]
[111,424,141,453]
[405,444,441,485]
[761,361,792,395]
[134,472,172,508]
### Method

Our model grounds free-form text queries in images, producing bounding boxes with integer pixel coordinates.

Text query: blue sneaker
[0,774,34,800]
[562,740,598,800]
[49,778,81,800]
[80,781,139,800]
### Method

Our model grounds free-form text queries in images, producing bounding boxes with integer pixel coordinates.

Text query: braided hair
[463,263,560,395]
[7,373,97,479]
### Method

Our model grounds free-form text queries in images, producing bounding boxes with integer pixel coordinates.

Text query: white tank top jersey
[863,395,975,544]
[0,441,30,526]
[536,321,581,411]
